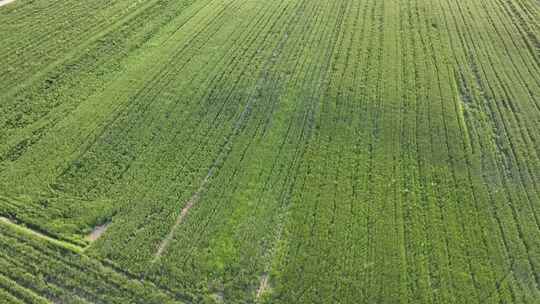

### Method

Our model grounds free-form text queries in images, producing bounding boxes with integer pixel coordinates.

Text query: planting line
[0,216,84,253]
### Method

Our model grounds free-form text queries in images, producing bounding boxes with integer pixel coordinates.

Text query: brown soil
[86,223,110,242]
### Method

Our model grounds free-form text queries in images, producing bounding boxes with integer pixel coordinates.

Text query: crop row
[0,0,537,303]
[0,221,184,303]
[0,0,211,154]
[0,0,215,237]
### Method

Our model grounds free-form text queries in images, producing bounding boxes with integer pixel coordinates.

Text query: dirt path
[151,76,247,262]
[0,0,15,7]
[152,175,211,262]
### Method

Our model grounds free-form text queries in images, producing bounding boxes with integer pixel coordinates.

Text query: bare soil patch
[86,223,110,242]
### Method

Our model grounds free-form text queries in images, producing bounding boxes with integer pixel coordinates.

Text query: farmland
[0,0,539,303]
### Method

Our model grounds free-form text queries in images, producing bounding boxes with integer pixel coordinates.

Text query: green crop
[0,0,538,303]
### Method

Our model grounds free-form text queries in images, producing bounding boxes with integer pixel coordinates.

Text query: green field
[0,0,539,303]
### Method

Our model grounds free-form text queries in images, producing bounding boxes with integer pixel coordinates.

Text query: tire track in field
[472,0,540,163]
[438,0,521,300]
[269,0,368,301]
[109,1,294,266]
[430,17,484,304]
[249,0,341,298]
[450,0,540,287]
[456,0,540,200]
[172,0,316,234]
[149,1,327,296]
[72,0,257,254]
[221,0,329,275]
[2,0,250,259]
[150,0,306,263]
[441,0,540,297]
[229,0,337,299]
[152,172,211,262]
[425,1,487,299]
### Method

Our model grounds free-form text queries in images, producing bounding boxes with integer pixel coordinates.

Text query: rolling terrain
[0,0,539,303]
